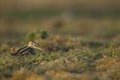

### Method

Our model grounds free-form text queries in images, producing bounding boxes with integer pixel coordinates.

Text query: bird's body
[11,46,36,56]
[11,41,45,56]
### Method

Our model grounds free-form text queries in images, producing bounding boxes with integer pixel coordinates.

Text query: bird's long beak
[34,46,46,53]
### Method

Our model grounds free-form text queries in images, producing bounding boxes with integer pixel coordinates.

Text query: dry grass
[0,0,120,11]
[0,1,120,79]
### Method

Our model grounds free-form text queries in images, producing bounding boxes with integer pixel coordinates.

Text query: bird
[11,41,45,56]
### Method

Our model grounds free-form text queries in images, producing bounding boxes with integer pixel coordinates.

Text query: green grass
[0,0,120,79]
[0,31,120,80]
[0,9,120,20]
[0,9,120,80]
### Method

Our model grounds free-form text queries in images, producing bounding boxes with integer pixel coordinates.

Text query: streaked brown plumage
[11,41,45,56]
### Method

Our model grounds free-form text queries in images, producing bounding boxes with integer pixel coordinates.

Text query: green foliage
[41,31,49,39]
[0,25,120,80]
[81,40,105,48]
[24,30,49,42]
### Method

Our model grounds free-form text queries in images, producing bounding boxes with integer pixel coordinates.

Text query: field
[0,0,120,80]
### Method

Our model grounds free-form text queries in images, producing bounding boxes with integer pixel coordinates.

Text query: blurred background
[0,0,120,40]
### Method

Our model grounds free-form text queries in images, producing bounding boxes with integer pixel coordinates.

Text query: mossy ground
[0,4,120,79]
[0,28,120,80]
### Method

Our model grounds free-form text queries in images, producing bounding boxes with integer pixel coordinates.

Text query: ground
[0,6,120,80]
